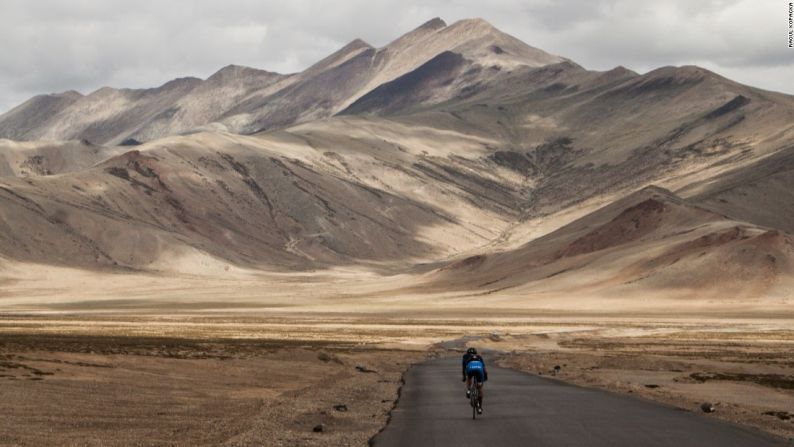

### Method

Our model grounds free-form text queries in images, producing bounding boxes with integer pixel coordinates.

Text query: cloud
[0,0,791,113]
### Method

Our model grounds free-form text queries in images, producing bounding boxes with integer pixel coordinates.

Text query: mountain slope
[387,61,794,223]
[0,128,521,272]
[4,57,793,276]
[336,18,566,111]
[127,65,287,141]
[0,139,122,177]
[683,144,794,233]
[0,17,793,308]
[0,91,83,141]
[427,186,794,300]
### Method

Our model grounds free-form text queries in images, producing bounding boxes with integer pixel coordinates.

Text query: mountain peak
[302,37,375,76]
[446,17,501,35]
[647,65,721,82]
[208,64,280,81]
[215,64,249,73]
[595,65,638,83]
[158,76,202,89]
[89,86,118,97]
[383,17,447,49]
[210,64,246,79]
[417,17,447,31]
[450,17,493,28]
[340,38,374,52]
[55,90,84,99]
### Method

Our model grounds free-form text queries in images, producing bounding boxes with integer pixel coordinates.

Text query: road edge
[368,367,408,446]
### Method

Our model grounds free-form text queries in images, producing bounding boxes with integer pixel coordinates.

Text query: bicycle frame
[469,376,480,419]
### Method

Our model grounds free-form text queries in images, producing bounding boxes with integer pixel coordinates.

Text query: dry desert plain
[1,266,793,446]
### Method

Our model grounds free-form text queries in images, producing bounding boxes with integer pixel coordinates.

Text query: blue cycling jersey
[466,360,484,372]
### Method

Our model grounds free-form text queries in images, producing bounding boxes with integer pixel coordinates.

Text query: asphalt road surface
[372,357,785,447]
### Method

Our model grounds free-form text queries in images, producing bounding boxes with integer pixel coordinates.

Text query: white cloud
[0,0,792,113]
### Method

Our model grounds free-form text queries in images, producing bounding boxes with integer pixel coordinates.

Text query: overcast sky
[1,0,791,113]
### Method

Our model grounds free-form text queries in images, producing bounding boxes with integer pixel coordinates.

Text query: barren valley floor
[1,311,792,445]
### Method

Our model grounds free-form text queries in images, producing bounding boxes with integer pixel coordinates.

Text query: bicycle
[468,377,481,419]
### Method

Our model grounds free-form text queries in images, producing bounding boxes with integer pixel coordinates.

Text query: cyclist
[462,347,487,413]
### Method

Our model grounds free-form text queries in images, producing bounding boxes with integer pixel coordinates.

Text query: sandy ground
[492,327,794,440]
[1,314,793,445]
[2,262,792,319]
[0,332,425,446]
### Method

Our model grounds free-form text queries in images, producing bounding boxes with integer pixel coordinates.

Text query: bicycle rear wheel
[470,385,478,419]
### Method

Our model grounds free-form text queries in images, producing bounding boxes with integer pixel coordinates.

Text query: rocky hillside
[0,17,793,303]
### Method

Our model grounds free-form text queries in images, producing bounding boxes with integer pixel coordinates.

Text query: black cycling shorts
[466,369,485,384]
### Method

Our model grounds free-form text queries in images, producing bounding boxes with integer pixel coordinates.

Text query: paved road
[372,357,785,447]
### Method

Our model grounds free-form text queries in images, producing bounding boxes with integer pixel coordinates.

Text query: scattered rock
[317,351,343,364]
[700,402,716,413]
[355,365,377,373]
[313,424,324,433]
[489,332,502,342]
[690,372,794,390]
[763,411,792,421]
[333,404,348,412]
[644,384,660,389]
[552,365,561,375]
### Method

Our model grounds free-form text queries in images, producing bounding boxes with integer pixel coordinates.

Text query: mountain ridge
[0,17,567,145]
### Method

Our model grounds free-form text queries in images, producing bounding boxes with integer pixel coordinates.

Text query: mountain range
[1,18,793,309]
